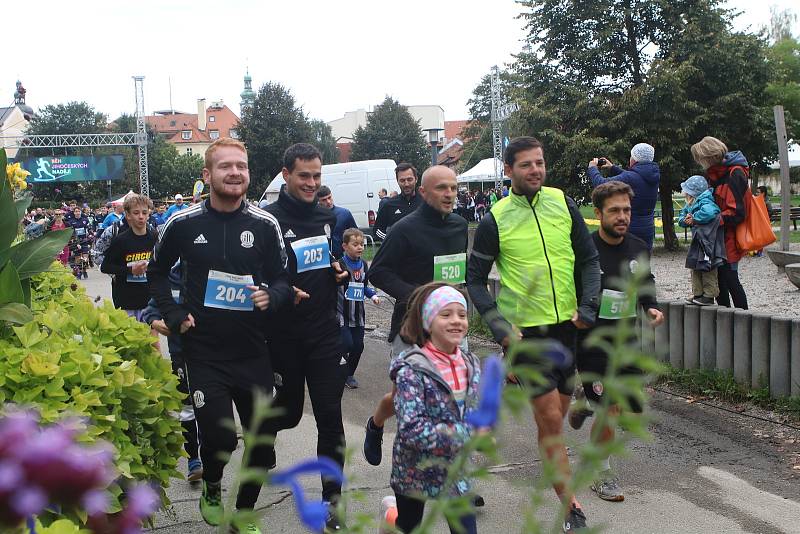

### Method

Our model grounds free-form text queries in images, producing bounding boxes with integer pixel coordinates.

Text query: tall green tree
[309,119,340,165]
[766,36,800,141]
[146,136,204,201]
[505,0,776,249]
[237,82,315,194]
[349,97,430,173]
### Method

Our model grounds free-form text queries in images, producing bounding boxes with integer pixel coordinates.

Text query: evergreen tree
[349,97,430,173]
[237,82,314,194]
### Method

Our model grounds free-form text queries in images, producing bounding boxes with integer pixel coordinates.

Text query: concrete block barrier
[751,313,771,389]
[668,302,684,369]
[792,320,800,397]
[700,306,717,370]
[733,310,752,385]
[684,305,700,369]
[769,317,792,398]
[715,308,734,371]
[654,304,670,363]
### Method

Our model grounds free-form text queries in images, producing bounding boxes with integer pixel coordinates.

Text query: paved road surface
[79,272,800,533]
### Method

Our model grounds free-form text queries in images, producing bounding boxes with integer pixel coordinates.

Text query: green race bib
[433,253,466,284]
[598,289,637,320]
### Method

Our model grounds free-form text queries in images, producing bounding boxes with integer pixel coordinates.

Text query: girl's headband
[422,286,467,331]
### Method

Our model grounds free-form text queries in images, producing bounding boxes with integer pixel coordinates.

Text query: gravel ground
[651,244,800,318]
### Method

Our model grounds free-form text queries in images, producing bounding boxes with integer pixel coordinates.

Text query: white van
[260,159,399,229]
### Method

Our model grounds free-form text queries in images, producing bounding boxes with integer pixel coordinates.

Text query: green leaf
[0,302,33,324]
[9,228,73,279]
[15,192,33,221]
[0,148,18,252]
[20,278,30,307]
[0,261,23,305]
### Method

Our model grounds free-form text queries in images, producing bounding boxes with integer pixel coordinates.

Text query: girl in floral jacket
[389,282,481,534]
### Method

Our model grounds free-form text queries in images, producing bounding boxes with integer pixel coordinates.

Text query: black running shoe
[363,416,383,466]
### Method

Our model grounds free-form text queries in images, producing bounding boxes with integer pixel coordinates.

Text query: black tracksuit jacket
[369,201,468,341]
[147,199,292,361]
[372,190,424,240]
[264,189,342,338]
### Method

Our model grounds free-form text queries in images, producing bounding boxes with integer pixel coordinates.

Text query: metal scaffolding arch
[0,75,150,196]
[490,65,518,190]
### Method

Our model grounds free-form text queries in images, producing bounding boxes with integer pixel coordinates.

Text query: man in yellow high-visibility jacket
[468,136,601,533]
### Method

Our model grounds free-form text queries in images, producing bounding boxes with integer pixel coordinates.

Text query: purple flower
[81,489,109,517]
[10,486,47,516]
[270,458,345,532]
[124,483,159,518]
[466,355,504,429]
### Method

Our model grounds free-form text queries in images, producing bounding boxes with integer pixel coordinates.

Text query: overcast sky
[5,0,799,126]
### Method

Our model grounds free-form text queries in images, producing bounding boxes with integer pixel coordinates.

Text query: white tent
[457,158,508,187]
[111,190,136,205]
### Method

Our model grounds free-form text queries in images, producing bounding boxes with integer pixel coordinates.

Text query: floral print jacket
[389,346,481,498]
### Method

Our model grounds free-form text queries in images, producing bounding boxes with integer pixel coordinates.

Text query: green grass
[774,231,800,244]
[657,365,800,420]
[468,312,494,340]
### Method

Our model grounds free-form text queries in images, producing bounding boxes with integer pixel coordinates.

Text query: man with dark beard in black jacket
[361,165,468,466]
[263,143,350,532]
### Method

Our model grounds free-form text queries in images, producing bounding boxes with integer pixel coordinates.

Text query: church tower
[239,69,255,115]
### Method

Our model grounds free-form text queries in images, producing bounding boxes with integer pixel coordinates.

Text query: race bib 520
[433,253,466,284]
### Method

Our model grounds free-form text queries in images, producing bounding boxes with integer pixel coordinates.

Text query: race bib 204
[204,270,254,311]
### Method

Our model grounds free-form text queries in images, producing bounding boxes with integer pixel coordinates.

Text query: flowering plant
[5,162,29,192]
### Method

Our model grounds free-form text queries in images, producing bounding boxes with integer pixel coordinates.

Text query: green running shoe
[200,480,224,526]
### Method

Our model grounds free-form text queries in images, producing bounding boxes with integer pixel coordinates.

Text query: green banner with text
[20,155,125,183]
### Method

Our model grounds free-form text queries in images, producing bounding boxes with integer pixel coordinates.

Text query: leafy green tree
[504,0,776,249]
[309,119,340,165]
[147,136,203,200]
[766,36,800,141]
[237,82,315,194]
[349,96,430,173]
[26,102,107,136]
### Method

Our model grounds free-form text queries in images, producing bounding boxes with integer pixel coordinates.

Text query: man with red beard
[148,137,291,534]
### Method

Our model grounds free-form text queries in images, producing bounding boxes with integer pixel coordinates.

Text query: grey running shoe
[691,296,714,306]
[592,471,624,502]
[562,504,587,532]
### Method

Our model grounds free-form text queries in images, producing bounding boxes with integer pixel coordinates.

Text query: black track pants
[266,328,347,501]
[184,356,274,510]
[716,262,748,309]
[394,493,477,534]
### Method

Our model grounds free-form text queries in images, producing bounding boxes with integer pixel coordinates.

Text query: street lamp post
[425,128,443,167]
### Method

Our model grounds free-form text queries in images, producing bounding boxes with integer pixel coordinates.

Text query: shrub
[0,263,185,525]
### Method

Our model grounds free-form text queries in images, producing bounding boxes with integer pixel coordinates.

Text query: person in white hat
[587,142,660,249]
[165,193,189,221]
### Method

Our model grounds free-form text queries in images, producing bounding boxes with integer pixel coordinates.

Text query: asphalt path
[79,273,800,533]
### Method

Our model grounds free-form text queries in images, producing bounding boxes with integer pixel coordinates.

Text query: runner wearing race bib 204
[147,137,291,534]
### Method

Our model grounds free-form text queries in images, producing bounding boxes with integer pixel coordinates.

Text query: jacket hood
[723,150,748,167]
[389,346,479,389]
[694,189,715,205]
[631,161,661,185]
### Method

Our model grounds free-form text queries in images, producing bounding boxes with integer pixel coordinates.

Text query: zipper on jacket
[222,222,227,261]
[530,201,560,323]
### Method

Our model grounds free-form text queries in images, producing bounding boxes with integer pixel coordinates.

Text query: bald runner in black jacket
[370,199,468,342]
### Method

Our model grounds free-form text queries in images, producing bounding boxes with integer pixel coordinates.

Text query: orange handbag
[736,195,776,252]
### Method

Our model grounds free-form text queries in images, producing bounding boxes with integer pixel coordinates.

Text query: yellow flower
[6,163,30,191]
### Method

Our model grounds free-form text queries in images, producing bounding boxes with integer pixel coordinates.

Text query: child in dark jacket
[678,175,725,306]
[390,282,481,534]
